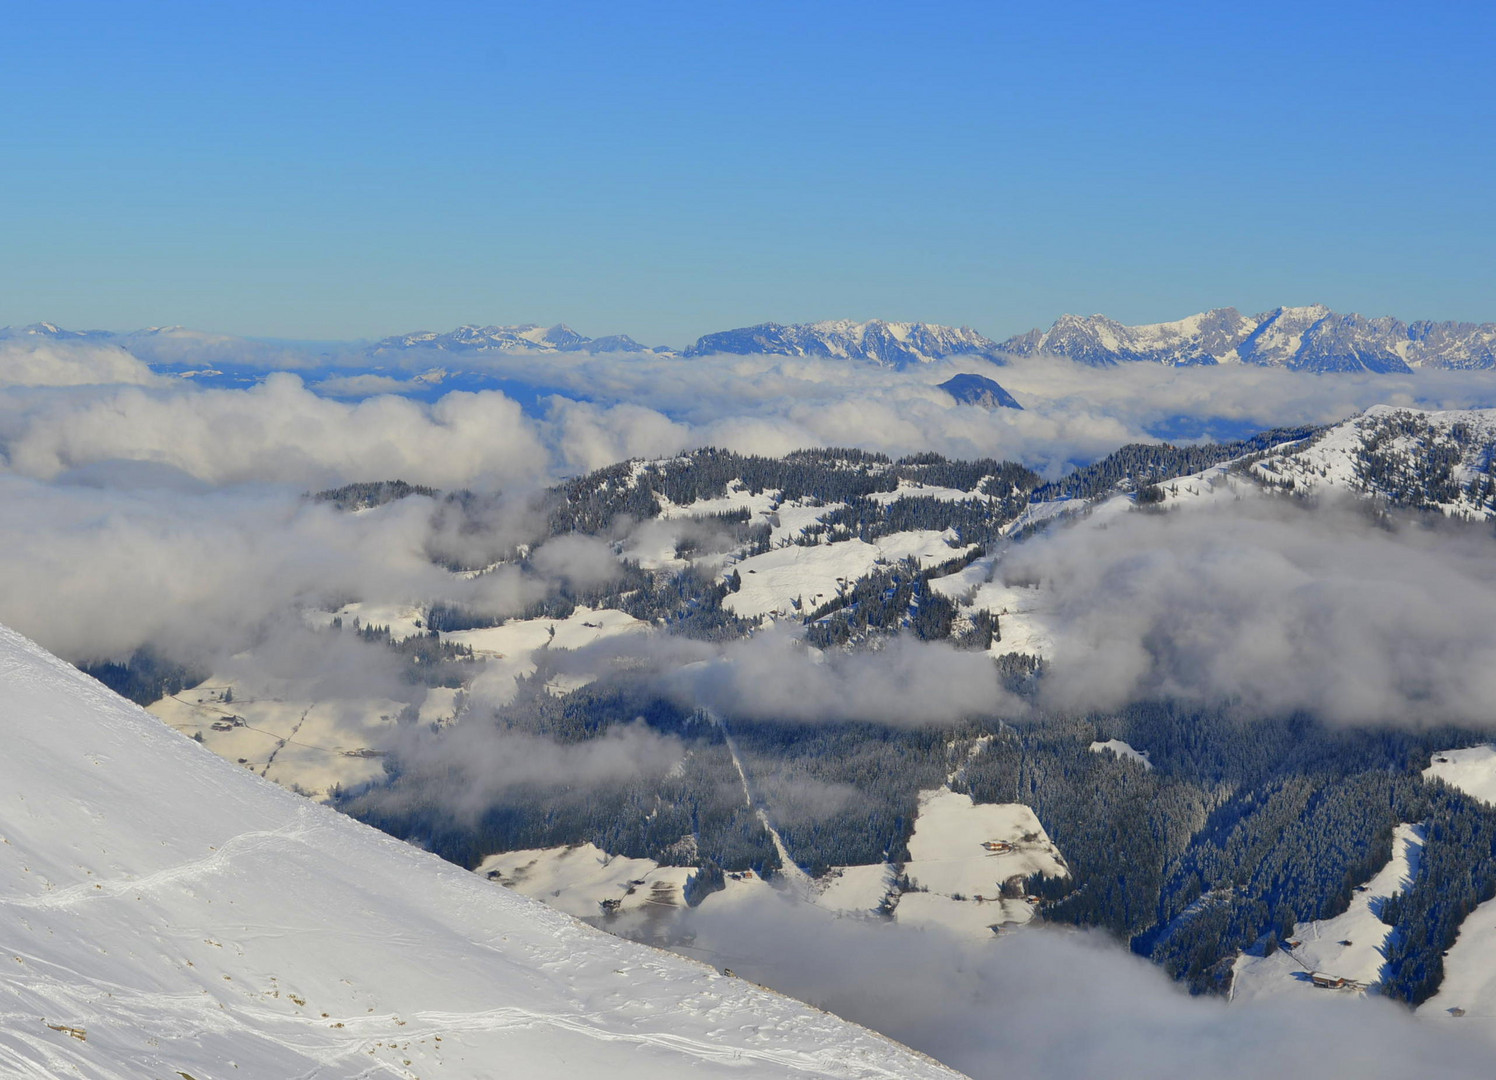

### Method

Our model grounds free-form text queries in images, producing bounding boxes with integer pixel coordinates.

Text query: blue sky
[4,0,1493,344]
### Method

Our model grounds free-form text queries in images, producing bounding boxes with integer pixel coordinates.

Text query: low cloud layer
[0,337,159,388]
[664,894,1495,1080]
[1009,492,1496,724]
[665,630,1017,725]
[0,374,550,488]
[9,335,1496,490]
[360,720,684,823]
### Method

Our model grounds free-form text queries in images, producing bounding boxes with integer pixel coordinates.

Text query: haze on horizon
[4,1,1494,343]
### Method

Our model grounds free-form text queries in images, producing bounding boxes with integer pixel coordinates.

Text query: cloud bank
[663,894,1495,1080]
[1009,492,1496,724]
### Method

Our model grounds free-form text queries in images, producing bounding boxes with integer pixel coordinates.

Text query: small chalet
[1309,973,1356,990]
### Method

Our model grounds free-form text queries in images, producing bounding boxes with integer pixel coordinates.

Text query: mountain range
[998,305,1496,372]
[681,319,1006,368]
[9,306,1496,373]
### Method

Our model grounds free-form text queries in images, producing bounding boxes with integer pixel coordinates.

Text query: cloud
[9,336,1496,497]
[529,533,622,590]
[0,474,459,663]
[0,337,160,387]
[660,893,1495,1080]
[565,629,1020,726]
[359,719,684,822]
[1005,490,1496,724]
[0,374,551,488]
[311,372,413,397]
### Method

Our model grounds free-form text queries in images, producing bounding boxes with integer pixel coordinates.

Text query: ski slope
[0,623,964,1079]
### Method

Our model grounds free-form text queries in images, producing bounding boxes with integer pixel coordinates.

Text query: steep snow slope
[0,624,963,1079]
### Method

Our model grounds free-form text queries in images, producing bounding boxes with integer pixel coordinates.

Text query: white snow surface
[1422,892,1496,1027]
[893,789,1066,937]
[1424,745,1496,806]
[443,606,647,702]
[1231,823,1425,1004]
[1089,740,1152,769]
[149,684,408,800]
[1252,405,1496,518]
[475,844,695,922]
[929,559,1054,658]
[724,532,970,621]
[0,623,963,1079]
[1417,757,1496,1030]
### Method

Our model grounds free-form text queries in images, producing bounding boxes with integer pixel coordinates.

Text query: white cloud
[663,894,1496,1080]
[1007,491,1496,724]
[0,338,159,387]
[0,374,551,488]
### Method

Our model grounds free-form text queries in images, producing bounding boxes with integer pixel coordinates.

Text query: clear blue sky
[4,0,1493,345]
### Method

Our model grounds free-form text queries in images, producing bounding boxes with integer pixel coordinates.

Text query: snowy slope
[1422,890,1496,1026]
[1425,745,1496,806]
[1252,405,1496,518]
[0,623,964,1079]
[1231,823,1425,1003]
[1089,740,1152,769]
[724,532,971,621]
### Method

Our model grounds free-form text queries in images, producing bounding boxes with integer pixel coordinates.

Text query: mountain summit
[999,306,1496,372]
[684,319,1006,368]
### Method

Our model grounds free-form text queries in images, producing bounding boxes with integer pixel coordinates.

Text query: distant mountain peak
[374,323,660,355]
[683,319,1005,368]
[938,372,1022,409]
[1001,306,1496,372]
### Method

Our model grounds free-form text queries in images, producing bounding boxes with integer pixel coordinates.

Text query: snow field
[725,530,973,621]
[902,789,1067,901]
[1421,893,1496,1027]
[442,605,646,704]
[930,561,1054,659]
[475,843,695,922]
[1252,405,1496,518]
[149,687,419,799]
[1424,745,1496,807]
[1417,747,1496,1033]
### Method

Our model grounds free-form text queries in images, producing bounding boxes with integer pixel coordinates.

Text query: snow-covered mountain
[0,622,961,1079]
[684,320,1006,368]
[1000,306,1496,372]
[0,321,115,342]
[1250,404,1496,517]
[938,372,1022,409]
[374,323,663,355]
